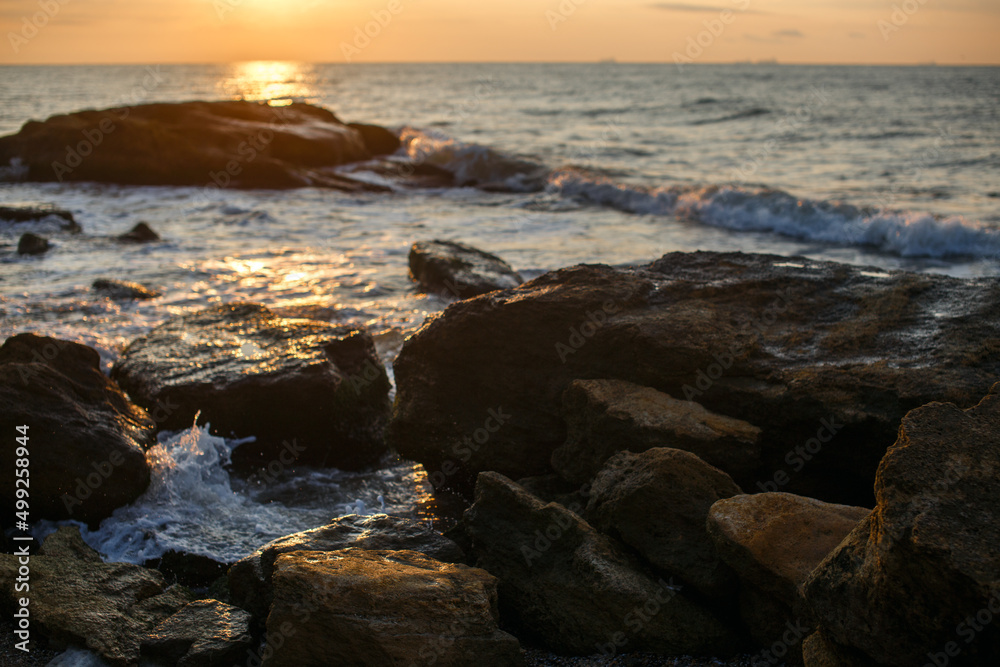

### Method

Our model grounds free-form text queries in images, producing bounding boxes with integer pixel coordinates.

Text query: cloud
[773,29,804,38]
[647,3,766,14]
[849,32,866,39]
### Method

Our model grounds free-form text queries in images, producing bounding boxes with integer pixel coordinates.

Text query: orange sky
[1,0,998,65]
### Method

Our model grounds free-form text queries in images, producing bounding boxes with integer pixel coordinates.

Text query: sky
[1,0,998,65]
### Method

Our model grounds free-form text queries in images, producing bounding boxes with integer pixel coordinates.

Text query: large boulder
[803,386,1000,666]
[17,232,50,255]
[0,333,154,525]
[585,447,743,598]
[462,472,742,656]
[408,240,523,299]
[0,528,193,666]
[263,549,524,666]
[141,599,253,667]
[552,379,761,486]
[111,303,391,470]
[228,513,464,622]
[389,251,1000,505]
[0,101,389,190]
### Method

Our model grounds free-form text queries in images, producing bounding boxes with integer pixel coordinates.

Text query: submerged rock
[141,599,253,667]
[462,472,742,656]
[0,101,389,191]
[228,513,464,622]
[0,204,79,232]
[390,251,1000,505]
[0,527,193,666]
[0,334,154,525]
[408,239,523,299]
[804,386,1000,665]
[117,222,161,243]
[552,378,761,486]
[112,303,392,470]
[586,447,743,598]
[265,549,524,666]
[93,278,161,300]
[17,232,50,255]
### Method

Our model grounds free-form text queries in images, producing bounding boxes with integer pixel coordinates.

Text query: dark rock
[0,205,79,232]
[802,631,882,667]
[265,549,525,666]
[552,379,761,486]
[348,122,401,155]
[803,386,1000,666]
[141,599,253,667]
[17,233,50,255]
[117,222,160,243]
[0,333,153,525]
[0,101,386,191]
[389,251,1000,505]
[409,239,523,299]
[111,303,391,470]
[0,528,194,667]
[145,550,229,589]
[463,472,742,656]
[38,526,103,563]
[585,447,743,598]
[228,513,464,622]
[93,278,161,300]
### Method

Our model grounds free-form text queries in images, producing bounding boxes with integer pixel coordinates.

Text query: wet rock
[144,550,229,589]
[141,599,253,667]
[803,386,1000,666]
[0,333,154,525]
[17,232,50,255]
[409,239,523,299]
[93,278,161,300]
[117,222,160,243]
[38,526,103,563]
[463,472,742,656]
[264,549,524,666]
[585,448,743,598]
[0,204,79,232]
[111,303,391,470]
[802,631,881,667]
[389,251,1000,505]
[228,513,464,622]
[552,379,761,487]
[0,527,193,667]
[0,101,385,191]
[348,122,401,155]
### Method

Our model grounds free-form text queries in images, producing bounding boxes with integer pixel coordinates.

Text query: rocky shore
[2,243,998,666]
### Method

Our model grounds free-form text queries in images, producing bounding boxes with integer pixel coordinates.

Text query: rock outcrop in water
[17,232,50,255]
[409,239,524,299]
[93,278,162,300]
[112,303,392,470]
[0,204,79,232]
[117,222,161,243]
[0,334,154,525]
[389,251,1000,507]
[0,101,393,191]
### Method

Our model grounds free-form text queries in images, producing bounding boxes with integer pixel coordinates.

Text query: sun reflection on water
[218,61,319,105]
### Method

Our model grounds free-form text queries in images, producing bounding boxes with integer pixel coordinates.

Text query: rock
[408,240,523,299]
[389,251,1000,505]
[117,222,160,243]
[0,204,79,232]
[0,333,154,525]
[111,303,391,470]
[93,278,161,300]
[348,122,401,155]
[585,447,743,598]
[38,526,103,563]
[0,101,386,191]
[17,232,50,255]
[228,513,464,622]
[802,631,882,667]
[803,386,1000,666]
[264,549,524,666]
[0,528,193,667]
[141,599,253,667]
[552,379,761,486]
[463,472,742,656]
[144,551,229,589]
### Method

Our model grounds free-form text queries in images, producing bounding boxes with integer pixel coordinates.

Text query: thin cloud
[773,29,804,38]
[647,3,767,14]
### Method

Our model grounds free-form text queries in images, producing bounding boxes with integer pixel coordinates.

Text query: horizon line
[1,60,998,67]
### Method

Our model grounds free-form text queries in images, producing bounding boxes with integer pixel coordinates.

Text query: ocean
[1,62,999,567]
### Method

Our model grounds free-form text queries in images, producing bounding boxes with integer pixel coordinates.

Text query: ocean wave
[689,107,772,125]
[547,170,1000,259]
